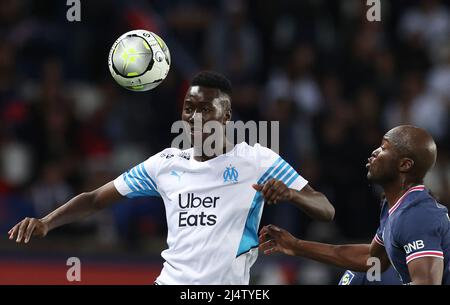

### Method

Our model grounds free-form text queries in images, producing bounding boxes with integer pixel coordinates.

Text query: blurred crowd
[1,0,450,283]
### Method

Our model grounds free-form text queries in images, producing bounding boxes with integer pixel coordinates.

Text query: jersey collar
[388,185,426,216]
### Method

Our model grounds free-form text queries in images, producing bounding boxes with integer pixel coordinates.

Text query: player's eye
[184,107,193,113]
[201,107,211,113]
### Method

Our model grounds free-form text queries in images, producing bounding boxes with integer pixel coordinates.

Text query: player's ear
[399,157,414,173]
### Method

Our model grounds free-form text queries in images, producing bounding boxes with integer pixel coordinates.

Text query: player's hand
[252,178,292,204]
[8,218,49,244]
[259,225,299,256]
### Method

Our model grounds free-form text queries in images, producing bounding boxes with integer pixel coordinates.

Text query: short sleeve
[255,144,308,191]
[374,228,384,247]
[394,207,445,264]
[113,153,162,198]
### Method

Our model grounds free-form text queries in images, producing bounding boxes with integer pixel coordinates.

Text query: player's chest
[383,219,398,255]
[383,217,408,281]
[157,160,257,199]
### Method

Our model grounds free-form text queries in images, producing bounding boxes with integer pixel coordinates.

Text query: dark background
[0,0,449,284]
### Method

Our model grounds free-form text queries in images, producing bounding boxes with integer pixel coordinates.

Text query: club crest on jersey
[223,165,239,183]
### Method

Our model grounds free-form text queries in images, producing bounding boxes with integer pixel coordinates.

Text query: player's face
[366,136,400,183]
[182,86,229,141]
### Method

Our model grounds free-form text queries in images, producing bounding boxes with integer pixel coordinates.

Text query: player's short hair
[191,71,232,96]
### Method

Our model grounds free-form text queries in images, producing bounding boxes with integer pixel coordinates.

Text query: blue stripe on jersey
[262,161,288,183]
[257,157,283,184]
[130,167,146,190]
[122,164,160,198]
[274,163,291,181]
[237,157,301,257]
[135,165,154,190]
[139,164,158,190]
[123,171,139,192]
[237,192,264,257]
[126,189,160,198]
[258,157,299,186]
[280,167,296,184]
[285,172,300,187]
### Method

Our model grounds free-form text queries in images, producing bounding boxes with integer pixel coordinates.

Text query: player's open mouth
[366,157,374,169]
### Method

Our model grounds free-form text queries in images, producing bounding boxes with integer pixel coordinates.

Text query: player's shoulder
[158,147,185,159]
[396,192,447,228]
[403,191,447,215]
[240,142,279,158]
[146,147,193,165]
[231,142,280,163]
[228,142,258,158]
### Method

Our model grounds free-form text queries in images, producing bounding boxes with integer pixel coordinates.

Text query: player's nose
[371,147,380,158]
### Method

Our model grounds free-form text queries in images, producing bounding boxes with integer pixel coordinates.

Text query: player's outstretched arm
[253,180,335,221]
[8,181,122,244]
[408,257,444,285]
[259,225,391,272]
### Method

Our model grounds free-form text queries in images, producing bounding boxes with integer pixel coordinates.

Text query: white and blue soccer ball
[108,29,171,91]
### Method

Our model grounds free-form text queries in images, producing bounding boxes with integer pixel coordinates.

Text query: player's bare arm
[252,180,335,221]
[8,181,122,244]
[407,256,444,285]
[259,224,391,272]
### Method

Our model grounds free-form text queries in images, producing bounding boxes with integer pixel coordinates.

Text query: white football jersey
[113,142,308,284]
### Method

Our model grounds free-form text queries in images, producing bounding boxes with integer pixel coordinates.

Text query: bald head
[384,125,437,181]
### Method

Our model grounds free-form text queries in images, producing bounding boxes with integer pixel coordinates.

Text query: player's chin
[367,170,382,183]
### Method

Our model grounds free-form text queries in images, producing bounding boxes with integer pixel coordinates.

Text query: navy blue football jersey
[375,185,450,284]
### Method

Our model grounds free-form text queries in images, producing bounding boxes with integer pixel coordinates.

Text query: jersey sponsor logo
[178,152,191,160]
[403,240,425,254]
[160,153,174,159]
[223,165,239,183]
[178,193,218,227]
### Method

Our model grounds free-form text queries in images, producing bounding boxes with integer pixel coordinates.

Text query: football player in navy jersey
[260,125,450,285]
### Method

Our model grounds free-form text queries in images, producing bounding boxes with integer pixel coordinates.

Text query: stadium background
[0,0,449,284]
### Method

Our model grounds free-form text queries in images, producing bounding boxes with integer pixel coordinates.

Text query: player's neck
[193,139,235,162]
[382,179,423,209]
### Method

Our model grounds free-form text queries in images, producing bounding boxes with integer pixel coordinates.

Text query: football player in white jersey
[8,71,335,284]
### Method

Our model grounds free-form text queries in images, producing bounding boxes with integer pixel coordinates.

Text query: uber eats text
[178,193,218,227]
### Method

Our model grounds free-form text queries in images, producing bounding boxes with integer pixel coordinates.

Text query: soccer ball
[108,30,171,91]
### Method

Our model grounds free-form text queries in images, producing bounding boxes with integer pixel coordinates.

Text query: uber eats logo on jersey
[178,193,218,227]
